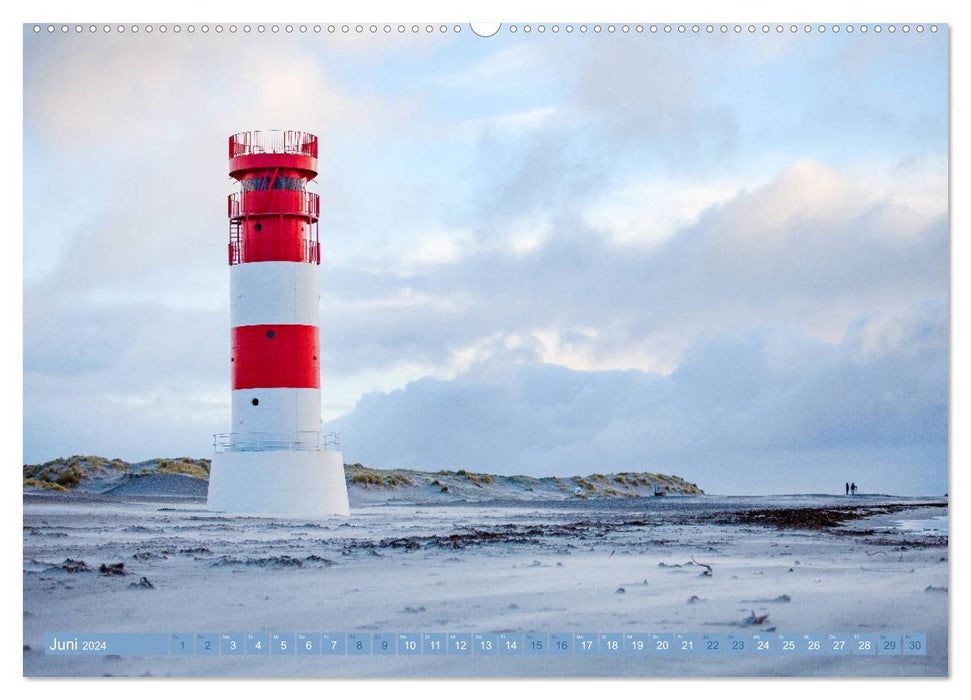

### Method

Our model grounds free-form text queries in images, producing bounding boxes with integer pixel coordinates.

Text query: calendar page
[22,17,949,679]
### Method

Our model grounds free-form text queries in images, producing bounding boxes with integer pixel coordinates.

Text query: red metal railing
[228,191,319,220]
[229,236,320,266]
[229,130,318,158]
[229,219,243,265]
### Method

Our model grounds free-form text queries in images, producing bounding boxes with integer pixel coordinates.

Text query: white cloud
[411,232,472,266]
[854,154,949,227]
[327,300,947,494]
[25,34,384,150]
[320,359,453,422]
[308,157,946,403]
[533,326,681,375]
[453,105,559,141]
[327,288,473,314]
[583,177,751,247]
[442,44,546,91]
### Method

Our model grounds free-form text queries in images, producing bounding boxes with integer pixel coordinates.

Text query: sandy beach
[23,493,947,677]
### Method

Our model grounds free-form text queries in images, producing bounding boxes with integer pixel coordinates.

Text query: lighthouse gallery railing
[213,431,341,453]
[229,130,318,158]
[228,190,320,219]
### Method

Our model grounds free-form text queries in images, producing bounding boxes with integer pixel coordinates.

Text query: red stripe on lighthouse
[232,324,320,390]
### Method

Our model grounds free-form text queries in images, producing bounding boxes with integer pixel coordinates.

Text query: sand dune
[23,456,703,503]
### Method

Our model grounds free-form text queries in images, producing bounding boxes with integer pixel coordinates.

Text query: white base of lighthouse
[207,450,350,517]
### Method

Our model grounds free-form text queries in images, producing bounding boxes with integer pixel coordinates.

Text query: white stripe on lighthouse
[231,388,322,435]
[230,261,319,328]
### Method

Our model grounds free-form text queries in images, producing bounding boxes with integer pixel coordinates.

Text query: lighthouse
[207,130,350,517]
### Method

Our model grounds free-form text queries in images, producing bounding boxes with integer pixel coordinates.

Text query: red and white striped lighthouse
[207,130,350,517]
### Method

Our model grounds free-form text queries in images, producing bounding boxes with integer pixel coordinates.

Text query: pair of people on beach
[844,482,857,495]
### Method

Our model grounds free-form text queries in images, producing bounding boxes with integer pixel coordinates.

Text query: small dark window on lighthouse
[266,330,275,339]
[254,223,262,232]
[251,398,259,406]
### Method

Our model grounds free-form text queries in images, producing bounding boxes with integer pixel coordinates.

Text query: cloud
[23,302,231,462]
[23,31,402,297]
[24,32,387,150]
[441,43,551,92]
[582,177,750,247]
[328,300,946,495]
[318,157,946,379]
[567,35,738,160]
[450,106,559,143]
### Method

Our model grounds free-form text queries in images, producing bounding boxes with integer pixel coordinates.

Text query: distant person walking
[851,482,857,495]
[845,482,850,495]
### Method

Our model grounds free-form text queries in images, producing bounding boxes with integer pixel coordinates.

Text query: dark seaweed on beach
[98,562,126,576]
[698,503,946,531]
[862,536,949,549]
[353,519,675,552]
[132,551,170,560]
[209,554,335,568]
[57,558,92,573]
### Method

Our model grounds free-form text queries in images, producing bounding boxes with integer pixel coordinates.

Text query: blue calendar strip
[42,632,929,656]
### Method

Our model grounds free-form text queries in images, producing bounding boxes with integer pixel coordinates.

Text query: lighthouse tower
[207,130,350,517]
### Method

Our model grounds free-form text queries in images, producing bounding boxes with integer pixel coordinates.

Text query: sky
[22,23,948,494]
